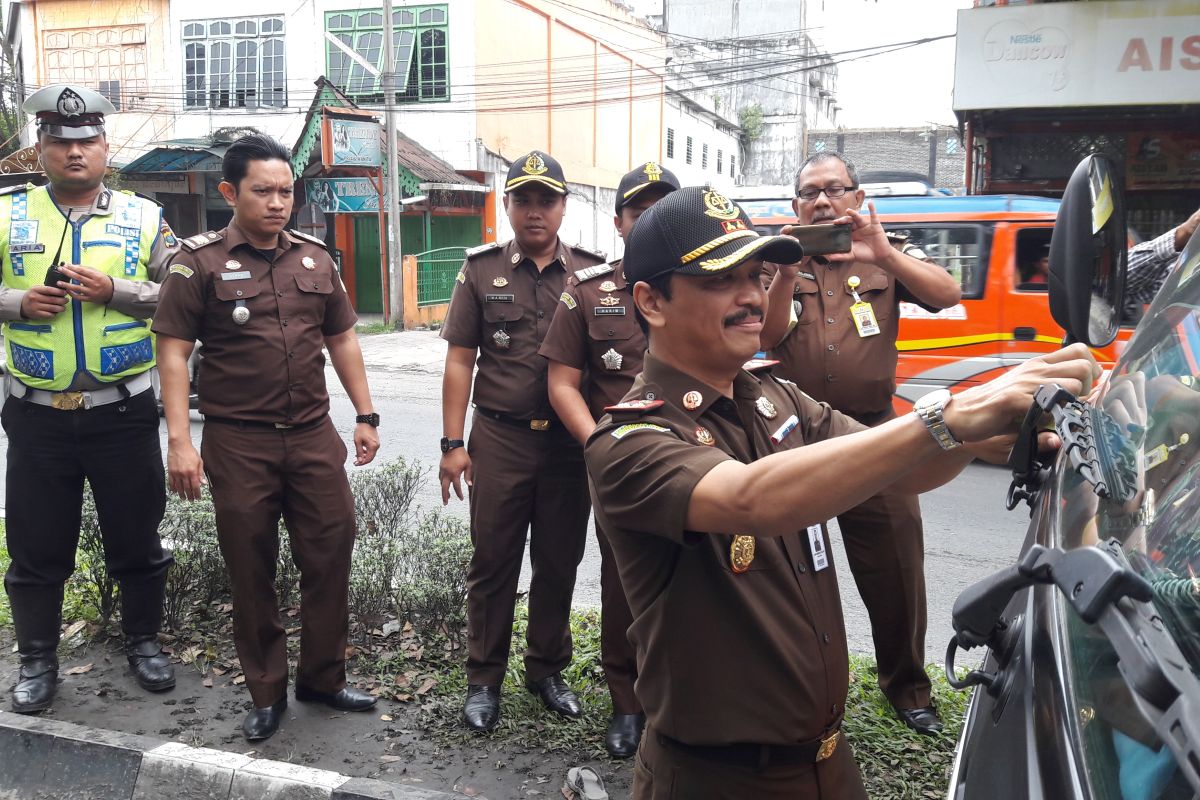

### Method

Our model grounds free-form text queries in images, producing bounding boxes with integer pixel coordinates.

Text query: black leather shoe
[295,684,377,711]
[605,712,645,758]
[11,655,58,714]
[898,705,943,736]
[463,684,501,732]
[242,697,288,741]
[525,673,582,719]
[125,636,176,693]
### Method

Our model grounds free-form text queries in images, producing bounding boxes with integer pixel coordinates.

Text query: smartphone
[784,223,853,257]
[44,265,69,287]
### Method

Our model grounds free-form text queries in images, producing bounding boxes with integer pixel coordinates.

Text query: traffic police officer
[585,186,1098,798]
[760,152,963,734]
[440,151,605,731]
[0,84,178,713]
[153,134,380,741]
[539,161,678,757]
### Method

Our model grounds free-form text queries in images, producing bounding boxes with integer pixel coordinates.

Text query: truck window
[1015,227,1054,292]
[884,224,989,300]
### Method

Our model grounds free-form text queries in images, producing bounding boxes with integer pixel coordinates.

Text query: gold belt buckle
[273,423,294,430]
[816,730,840,762]
[529,419,550,431]
[51,391,85,411]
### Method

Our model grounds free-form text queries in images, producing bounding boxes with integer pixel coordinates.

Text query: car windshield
[1053,233,1200,800]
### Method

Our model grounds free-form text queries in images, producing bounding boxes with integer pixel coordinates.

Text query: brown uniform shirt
[441,239,604,420]
[538,259,646,419]
[769,238,935,420]
[585,353,865,746]
[152,224,357,425]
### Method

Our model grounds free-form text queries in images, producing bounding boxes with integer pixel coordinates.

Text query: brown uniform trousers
[839,410,928,710]
[633,726,868,800]
[465,412,591,686]
[202,417,356,707]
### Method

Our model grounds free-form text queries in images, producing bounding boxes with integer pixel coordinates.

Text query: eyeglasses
[796,185,856,202]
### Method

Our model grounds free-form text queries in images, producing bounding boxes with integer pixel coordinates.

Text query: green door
[353,216,382,313]
[430,214,483,250]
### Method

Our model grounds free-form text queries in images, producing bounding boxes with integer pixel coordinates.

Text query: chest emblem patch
[756,396,778,419]
[730,535,756,573]
[493,276,508,287]
[302,256,316,270]
[695,426,714,446]
[599,280,617,292]
[225,260,242,271]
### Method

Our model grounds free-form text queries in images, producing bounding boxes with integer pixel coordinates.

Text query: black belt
[474,406,560,432]
[205,416,324,432]
[656,726,842,770]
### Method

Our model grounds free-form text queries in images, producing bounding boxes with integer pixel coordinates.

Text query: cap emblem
[703,189,739,222]
[56,88,86,117]
[523,153,548,176]
[644,162,663,182]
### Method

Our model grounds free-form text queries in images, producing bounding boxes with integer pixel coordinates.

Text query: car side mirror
[1048,154,1127,348]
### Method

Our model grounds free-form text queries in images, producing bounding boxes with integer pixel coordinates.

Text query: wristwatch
[356,412,380,427]
[440,437,465,454]
[912,389,962,450]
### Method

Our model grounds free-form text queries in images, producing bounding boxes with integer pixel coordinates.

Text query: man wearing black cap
[584,186,1099,797]
[439,151,606,731]
[0,84,179,713]
[539,161,679,758]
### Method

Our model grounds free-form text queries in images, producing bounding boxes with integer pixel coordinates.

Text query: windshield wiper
[1007,384,1137,511]
[946,539,1200,794]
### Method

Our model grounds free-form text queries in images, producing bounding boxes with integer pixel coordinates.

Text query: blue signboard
[305,178,389,214]
[326,117,382,167]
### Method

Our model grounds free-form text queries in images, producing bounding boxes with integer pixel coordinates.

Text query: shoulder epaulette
[466,241,501,259]
[288,228,327,247]
[604,398,664,415]
[0,183,30,197]
[182,231,224,251]
[570,243,606,262]
[743,358,780,373]
[574,264,614,283]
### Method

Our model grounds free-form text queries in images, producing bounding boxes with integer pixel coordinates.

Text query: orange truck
[739,193,1134,414]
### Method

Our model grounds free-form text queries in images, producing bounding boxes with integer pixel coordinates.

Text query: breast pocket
[482,299,525,326]
[794,277,820,325]
[294,273,333,323]
[845,273,891,322]
[212,278,264,304]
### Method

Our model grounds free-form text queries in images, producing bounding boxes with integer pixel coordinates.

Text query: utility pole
[382,0,405,328]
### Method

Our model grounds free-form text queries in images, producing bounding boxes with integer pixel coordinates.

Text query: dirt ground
[0,630,633,800]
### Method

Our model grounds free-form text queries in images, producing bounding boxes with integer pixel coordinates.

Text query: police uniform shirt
[0,185,178,322]
[538,260,646,419]
[769,237,936,420]
[585,353,864,746]
[151,225,357,425]
[441,239,605,420]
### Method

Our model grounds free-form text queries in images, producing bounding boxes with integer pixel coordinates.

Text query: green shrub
[69,484,119,625]
[160,493,228,631]
[394,511,471,644]
[0,531,9,629]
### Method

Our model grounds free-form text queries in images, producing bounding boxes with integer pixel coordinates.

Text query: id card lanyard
[846,275,880,338]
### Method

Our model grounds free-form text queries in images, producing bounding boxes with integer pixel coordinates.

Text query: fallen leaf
[415,678,436,696]
[345,645,358,658]
[402,621,413,633]
[232,674,246,685]
[395,693,413,702]
[62,620,88,640]
[64,663,93,675]
[202,677,213,688]
[380,755,402,763]
[380,714,393,721]
[286,608,300,618]
[393,674,409,688]
[212,667,228,676]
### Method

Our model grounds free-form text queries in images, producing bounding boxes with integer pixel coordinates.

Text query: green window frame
[325,5,448,104]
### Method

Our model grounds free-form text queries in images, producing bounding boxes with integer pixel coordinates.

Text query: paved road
[0,329,1031,666]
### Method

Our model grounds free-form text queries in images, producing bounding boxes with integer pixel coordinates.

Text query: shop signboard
[305,178,389,214]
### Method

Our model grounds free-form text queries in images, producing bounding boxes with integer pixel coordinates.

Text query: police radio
[43,211,72,287]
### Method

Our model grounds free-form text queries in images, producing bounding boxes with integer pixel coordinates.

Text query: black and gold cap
[505,150,567,195]
[623,186,805,284]
[615,161,680,213]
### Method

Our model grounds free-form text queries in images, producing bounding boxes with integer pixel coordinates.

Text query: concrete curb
[0,710,454,800]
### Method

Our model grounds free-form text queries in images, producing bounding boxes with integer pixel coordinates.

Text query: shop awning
[121,145,228,174]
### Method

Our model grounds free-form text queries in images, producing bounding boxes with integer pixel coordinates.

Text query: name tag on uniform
[807,524,829,571]
[9,243,45,254]
[850,302,880,337]
[485,293,514,303]
[594,306,625,315]
[219,271,252,281]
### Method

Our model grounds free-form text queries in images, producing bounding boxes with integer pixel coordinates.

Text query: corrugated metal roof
[121,146,227,173]
[394,131,481,187]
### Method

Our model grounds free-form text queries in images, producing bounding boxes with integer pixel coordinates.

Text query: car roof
[738,193,1061,221]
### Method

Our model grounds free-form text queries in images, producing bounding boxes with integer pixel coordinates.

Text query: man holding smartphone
[0,84,179,713]
[759,152,961,735]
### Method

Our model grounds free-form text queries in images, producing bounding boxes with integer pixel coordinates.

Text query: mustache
[724,307,764,326]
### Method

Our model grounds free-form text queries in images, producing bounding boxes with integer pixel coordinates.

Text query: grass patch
[355,321,398,336]
[0,527,8,629]
[847,653,969,799]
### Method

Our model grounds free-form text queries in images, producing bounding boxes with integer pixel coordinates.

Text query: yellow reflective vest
[1,184,161,391]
